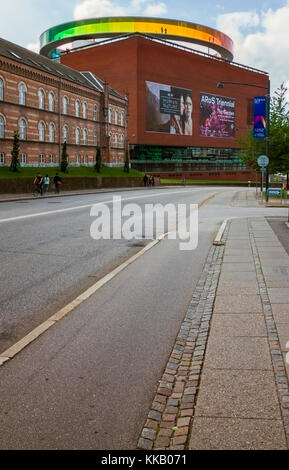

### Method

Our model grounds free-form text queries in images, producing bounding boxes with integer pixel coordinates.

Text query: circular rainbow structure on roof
[40,17,234,61]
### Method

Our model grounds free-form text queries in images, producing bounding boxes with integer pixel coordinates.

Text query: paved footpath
[138,202,289,449]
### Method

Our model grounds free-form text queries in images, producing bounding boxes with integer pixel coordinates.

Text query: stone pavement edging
[137,231,226,450]
[137,216,289,450]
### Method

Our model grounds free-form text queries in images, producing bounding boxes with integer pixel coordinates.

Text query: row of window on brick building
[0,116,125,147]
[0,152,93,166]
[0,77,126,124]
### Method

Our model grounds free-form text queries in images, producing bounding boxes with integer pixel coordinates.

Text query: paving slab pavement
[138,214,289,451]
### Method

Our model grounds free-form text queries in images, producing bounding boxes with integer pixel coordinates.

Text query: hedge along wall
[0,177,144,194]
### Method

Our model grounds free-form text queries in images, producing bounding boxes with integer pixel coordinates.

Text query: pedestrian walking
[33,173,43,196]
[143,174,148,187]
[53,173,63,194]
[44,174,50,194]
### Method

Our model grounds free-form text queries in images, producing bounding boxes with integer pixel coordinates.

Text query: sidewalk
[138,213,289,450]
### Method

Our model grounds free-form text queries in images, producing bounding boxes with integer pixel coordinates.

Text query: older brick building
[0,37,128,167]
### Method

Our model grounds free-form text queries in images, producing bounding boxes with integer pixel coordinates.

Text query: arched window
[0,78,4,101]
[114,111,118,125]
[75,127,80,145]
[108,108,112,123]
[48,92,55,112]
[38,121,45,141]
[120,113,125,126]
[82,102,87,119]
[83,129,87,145]
[115,134,118,147]
[93,130,98,146]
[49,123,55,143]
[63,125,69,142]
[75,99,80,117]
[120,134,124,148]
[93,104,98,121]
[84,155,88,165]
[0,115,4,138]
[38,89,45,109]
[62,96,68,115]
[18,83,27,105]
[19,118,27,140]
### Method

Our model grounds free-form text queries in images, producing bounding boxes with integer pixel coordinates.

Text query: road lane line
[0,191,218,366]
[0,189,204,223]
[0,234,166,365]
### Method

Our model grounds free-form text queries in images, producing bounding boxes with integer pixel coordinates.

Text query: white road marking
[0,189,201,223]
[0,191,217,366]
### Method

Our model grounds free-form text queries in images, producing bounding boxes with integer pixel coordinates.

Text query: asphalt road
[0,187,287,449]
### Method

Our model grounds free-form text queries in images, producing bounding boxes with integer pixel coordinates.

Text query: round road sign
[257,155,269,167]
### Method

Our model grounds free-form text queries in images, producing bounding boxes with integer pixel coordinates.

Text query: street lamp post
[217,80,270,201]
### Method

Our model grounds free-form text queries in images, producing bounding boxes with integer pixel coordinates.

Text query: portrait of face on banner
[200,93,235,138]
[146,81,193,136]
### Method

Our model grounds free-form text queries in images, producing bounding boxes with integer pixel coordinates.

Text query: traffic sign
[267,188,282,196]
[257,155,269,167]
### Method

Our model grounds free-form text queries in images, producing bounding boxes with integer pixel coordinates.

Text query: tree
[10,131,20,172]
[238,83,289,175]
[94,145,102,173]
[123,148,130,174]
[60,141,69,173]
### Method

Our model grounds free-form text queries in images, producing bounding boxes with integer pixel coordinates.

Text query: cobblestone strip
[137,229,227,450]
[248,219,289,449]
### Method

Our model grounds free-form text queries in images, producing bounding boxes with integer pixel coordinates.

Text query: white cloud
[74,0,126,19]
[74,0,168,19]
[26,41,40,53]
[216,2,289,95]
[144,2,167,16]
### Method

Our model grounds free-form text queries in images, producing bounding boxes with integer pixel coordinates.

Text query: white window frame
[38,89,45,109]
[49,154,54,164]
[120,113,124,126]
[63,125,69,143]
[18,82,27,105]
[0,77,4,101]
[20,153,26,165]
[93,104,98,121]
[82,102,87,119]
[0,115,4,138]
[38,121,45,141]
[75,99,80,117]
[0,153,4,165]
[62,96,68,115]
[49,123,55,143]
[39,154,45,164]
[83,128,87,145]
[19,118,27,140]
[48,92,55,112]
[114,111,118,125]
[75,127,80,145]
[93,130,98,146]
[108,108,112,123]
[83,154,88,165]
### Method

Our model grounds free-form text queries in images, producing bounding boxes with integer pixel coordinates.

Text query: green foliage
[60,141,69,173]
[123,149,130,174]
[94,146,102,173]
[238,83,289,174]
[9,131,20,172]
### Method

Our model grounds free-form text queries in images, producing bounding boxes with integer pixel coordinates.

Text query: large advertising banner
[253,96,267,139]
[200,93,235,138]
[146,81,193,135]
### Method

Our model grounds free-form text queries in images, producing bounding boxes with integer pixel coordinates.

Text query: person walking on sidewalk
[33,173,43,196]
[44,174,50,194]
[53,173,63,194]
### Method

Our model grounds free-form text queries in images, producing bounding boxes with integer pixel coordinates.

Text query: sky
[1,0,289,96]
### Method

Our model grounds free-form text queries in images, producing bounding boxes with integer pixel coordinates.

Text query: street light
[217,79,270,201]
